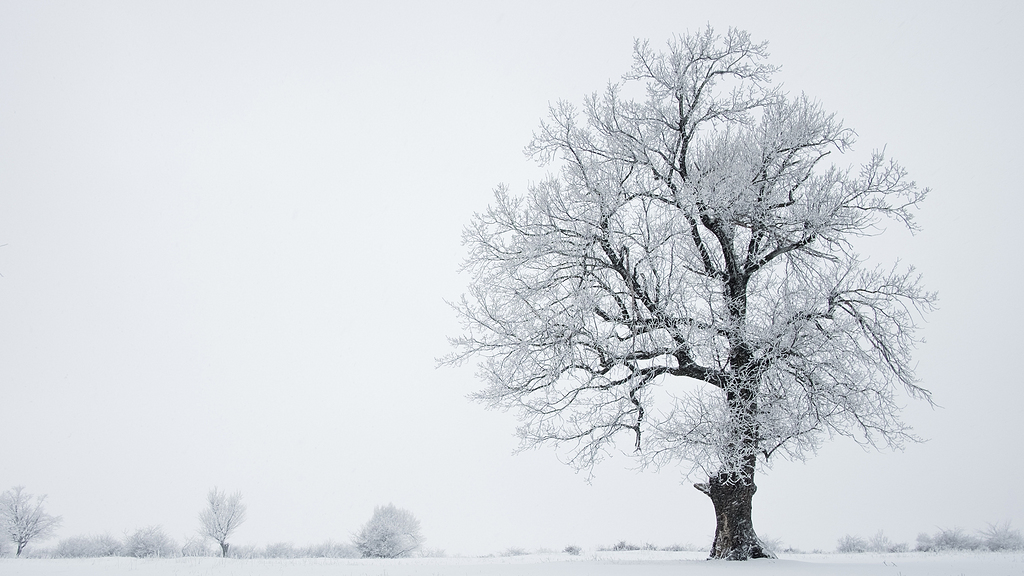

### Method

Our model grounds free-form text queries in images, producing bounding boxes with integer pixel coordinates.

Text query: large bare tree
[0,486,62,557]
[445,27,935,560]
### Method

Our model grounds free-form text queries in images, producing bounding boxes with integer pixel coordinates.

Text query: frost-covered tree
[445,27,934,560]
[198,488,247,557]
[0,486,63,557]
[353,504,423,558]
[124,525,177,558]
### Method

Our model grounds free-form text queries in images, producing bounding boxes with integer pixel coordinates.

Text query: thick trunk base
[695,474,775,561]
[220,542,229,557]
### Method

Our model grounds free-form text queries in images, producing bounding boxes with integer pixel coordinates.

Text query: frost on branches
[444,27,935,560]
[354,504,424,558]
[198,488,247,557]
[0,486,62,557]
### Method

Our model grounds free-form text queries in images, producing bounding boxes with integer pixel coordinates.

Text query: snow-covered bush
[227,544,260,559]
[353,504,424,558]
[53,534,123,557]
[301,539,360,558]
[759,535,783,554]
[836,532,907,553]
[123,526,177,558]
[661,544,698,552]
[836,535,868,553]
[564,545,581,555]
[981,522,1024,551]
[263,542,298,558]
[916,527,983,551]
[263,542,294,558]
[915,523,1023,552]
[934,527,982,551]
[181,535,214,557]
[867,531,908,553]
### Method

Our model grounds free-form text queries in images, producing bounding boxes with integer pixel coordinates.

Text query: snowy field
[2,551,1023,576]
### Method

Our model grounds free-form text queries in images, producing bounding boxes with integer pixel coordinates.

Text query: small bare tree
[0,486,63,557]
[198,488,247,557]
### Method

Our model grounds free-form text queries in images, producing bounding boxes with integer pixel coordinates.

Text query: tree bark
[220,541,229,557]
[695,471,775,560]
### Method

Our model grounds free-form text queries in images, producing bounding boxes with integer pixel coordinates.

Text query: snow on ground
[1,551,1022,576]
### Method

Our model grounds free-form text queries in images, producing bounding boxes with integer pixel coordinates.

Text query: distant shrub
[502,547,528,556]
[759,535,783,554]
[53,534,123,558]
[145,537,384,559]
[660,543,698,552]
[759,535,805,554]
[181,535,214,557]
[867,531,891,553]
[263,542,298,558]
[563,545,582,555]
[837,531,907,553]
[916,527,983,552]
[887,542,909,553]
[301,540,361,558]
[981,522,1024,551]
[867,531,908,553]
[353,504,424,558]
[124,526,177,558]
[418,547,446,558]
[227,544,260,559]
[916,523,1024,552]
[936,527,982,551]
[836,535,868,553]
[599,541,698,552]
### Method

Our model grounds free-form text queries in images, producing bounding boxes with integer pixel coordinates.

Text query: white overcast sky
[1,0,1022,556]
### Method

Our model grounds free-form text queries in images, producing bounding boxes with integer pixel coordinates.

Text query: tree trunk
[694,471,775,560]
[16,541,25,557]
[220,541,229,557]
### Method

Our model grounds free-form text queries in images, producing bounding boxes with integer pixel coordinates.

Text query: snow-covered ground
[1,551,1022,576]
